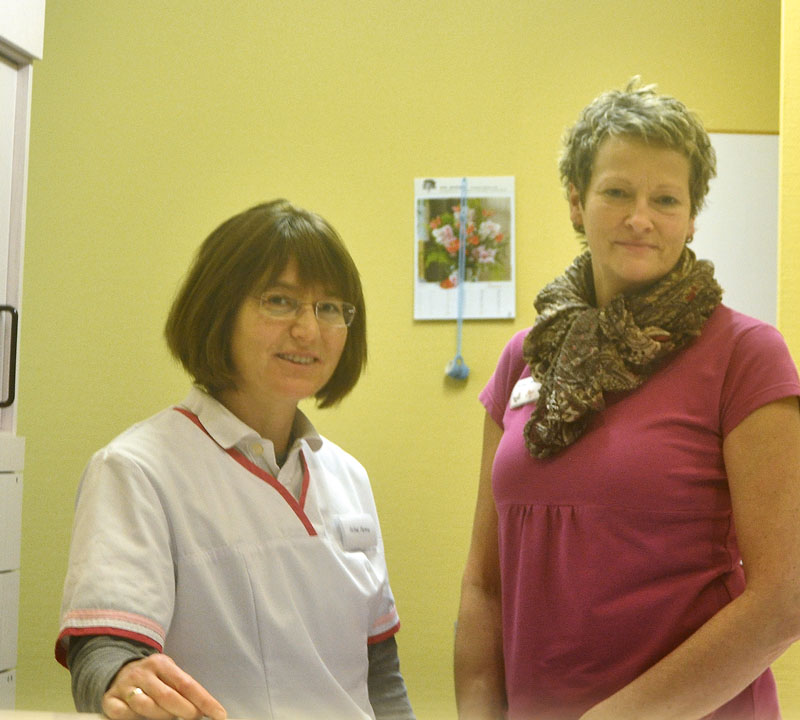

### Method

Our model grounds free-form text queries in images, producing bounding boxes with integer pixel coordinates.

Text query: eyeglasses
[255,293,357,328]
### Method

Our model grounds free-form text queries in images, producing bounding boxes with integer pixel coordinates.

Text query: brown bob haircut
[165,199,367,408]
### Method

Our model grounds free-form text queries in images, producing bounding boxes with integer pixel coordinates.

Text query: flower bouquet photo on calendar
[414,176,515,320]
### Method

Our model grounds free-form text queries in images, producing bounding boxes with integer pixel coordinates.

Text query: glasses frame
[255,293,356,328]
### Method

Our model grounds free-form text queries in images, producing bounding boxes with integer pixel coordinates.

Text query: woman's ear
[687,216,696,242]
[568,184,584,232]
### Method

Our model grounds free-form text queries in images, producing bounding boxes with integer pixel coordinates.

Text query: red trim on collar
[173,406,316,536]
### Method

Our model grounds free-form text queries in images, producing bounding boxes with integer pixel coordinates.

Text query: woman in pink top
[454,79,800,720]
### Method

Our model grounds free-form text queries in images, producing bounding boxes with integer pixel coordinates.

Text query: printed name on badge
[336,513,377,552]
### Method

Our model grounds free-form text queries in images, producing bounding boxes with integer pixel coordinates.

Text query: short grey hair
[558,78,716,221]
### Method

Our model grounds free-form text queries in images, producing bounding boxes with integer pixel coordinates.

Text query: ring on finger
[126,687,145,703]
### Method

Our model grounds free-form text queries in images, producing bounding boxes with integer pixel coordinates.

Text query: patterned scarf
[522,247,722,459]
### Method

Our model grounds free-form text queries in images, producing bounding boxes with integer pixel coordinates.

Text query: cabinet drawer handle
[0,305,19,408]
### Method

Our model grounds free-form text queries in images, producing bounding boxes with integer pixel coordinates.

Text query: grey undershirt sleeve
[368,635,416,720]
[66,634,157,712]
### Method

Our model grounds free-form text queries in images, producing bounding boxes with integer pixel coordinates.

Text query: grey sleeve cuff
[368,635,416,720]
[66,634,158,712]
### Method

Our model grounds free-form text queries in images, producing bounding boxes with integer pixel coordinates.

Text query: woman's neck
[215,388,297,457]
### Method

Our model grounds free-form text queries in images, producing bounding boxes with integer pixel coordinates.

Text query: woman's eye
[603,188,627,199]
[264,294,294,308]
[656,195,679,206]
[317,301,342,316]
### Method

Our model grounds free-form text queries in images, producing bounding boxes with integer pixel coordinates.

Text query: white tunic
[57,387,400,720]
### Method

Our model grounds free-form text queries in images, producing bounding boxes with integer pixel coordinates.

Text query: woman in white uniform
[56,200,415,720]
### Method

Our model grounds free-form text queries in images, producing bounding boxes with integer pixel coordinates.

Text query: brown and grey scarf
[522,247,723,459]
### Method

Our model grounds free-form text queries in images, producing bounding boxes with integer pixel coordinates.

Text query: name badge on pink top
[510,376,540,408]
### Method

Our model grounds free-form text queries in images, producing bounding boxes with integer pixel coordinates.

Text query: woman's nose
[289,303,320,336]
[625,196,654,234]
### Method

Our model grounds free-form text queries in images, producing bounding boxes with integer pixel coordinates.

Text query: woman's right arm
[68,635,226,720]
[454,412,506,719]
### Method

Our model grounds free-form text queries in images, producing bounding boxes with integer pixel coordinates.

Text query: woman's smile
[277,352,318,365]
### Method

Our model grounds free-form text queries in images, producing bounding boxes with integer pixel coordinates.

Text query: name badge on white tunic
[510,376,540,408]
[336,513,377,552]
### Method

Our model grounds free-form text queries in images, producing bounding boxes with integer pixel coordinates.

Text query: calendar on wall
[414,176,515,320]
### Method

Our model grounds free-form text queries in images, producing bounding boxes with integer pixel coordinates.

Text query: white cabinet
[0,466,23,701]
[0,0,45,709]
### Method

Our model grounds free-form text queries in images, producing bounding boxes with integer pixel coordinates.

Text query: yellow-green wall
[775,0,800,712]
[16,1,794,718]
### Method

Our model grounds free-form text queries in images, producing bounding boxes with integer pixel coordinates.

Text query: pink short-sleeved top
[480,305,800,720]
